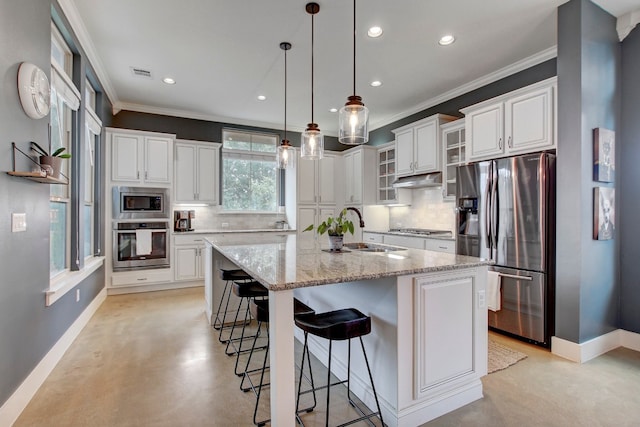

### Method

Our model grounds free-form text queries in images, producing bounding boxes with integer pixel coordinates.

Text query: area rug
[488,338,527,374]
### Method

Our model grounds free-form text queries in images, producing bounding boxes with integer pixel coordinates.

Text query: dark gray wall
[0,0,110,407]
[620,26,640,333]
[555,0,620,344]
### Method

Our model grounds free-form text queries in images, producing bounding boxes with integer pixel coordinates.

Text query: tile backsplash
[389,188,455,232]
[178,205,287,230]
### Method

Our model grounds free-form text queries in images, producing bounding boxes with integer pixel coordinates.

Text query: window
[84,79,102,259]
[222,129,279,212]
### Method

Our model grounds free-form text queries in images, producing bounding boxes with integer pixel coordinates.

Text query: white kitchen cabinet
[111,268,173,287]
[441,120,466,200]
[173,234,208,282]
[362,232,384,243]
[382,233,455,253]
[377,142,412,205]
[298,154,336,205]
[383,234,425,250]
[297,206,335,245]
[424,238,455,254]
[108,128,174,186]
[343,146,377,205]
[462,77,556,161]
[393,114,457,178]
[174,140,221,204]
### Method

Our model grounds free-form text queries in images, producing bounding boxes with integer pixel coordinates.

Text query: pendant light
[277,42,294,169]
[301,2,324,160]
[338,0,369,145]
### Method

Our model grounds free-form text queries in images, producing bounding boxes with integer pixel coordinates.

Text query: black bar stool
[295,308,384,427]
[216,269,252,343]
[241,298,317,426]
[225,280,269,373]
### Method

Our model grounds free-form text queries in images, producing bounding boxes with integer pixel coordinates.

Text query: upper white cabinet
[462,77,556,161]
[441,119,466,201]
[343,146,377,206]
[377,143,412,205]
[393,114,457,178]
[174,139,221,205]
[298,154,337,206]
[108,128,174,186]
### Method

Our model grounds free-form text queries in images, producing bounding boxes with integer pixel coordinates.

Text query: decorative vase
[40,156,62,179]
[328,235,344,251]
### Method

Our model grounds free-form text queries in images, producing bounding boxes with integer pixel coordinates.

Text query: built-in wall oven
[112,186,169,219]
[112,221,170,271]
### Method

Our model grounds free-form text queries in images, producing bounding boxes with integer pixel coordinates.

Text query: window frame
[221,129,280,213]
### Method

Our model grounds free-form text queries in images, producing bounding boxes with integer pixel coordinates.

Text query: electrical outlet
[12,213,27,232]
[76,289,80,302]
[478,290,485,308]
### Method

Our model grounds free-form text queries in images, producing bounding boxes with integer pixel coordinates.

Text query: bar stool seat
[241,297,317,426]
[295,308,384,427]
[233,281,268,299]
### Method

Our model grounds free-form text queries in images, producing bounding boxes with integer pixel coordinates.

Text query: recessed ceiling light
[162,77,176,85]
[370,80,382,87]
[438,35,455,46]
[368,26,383,38]
[329,108,338,113]
[257,95,267,101]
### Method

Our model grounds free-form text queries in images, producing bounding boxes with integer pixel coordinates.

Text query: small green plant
[304,209,355,236]
[31,141,71,158]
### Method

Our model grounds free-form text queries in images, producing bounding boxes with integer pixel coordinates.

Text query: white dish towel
[487,271,501,312]
[135,229,153,256]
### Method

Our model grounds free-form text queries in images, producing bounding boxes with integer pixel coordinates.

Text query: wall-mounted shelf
[7,142,68,185]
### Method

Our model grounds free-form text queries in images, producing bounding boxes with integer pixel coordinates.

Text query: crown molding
[114,102,319,135]
[617,9,640,41]
[369,46,558,131]
[57,0,118,107]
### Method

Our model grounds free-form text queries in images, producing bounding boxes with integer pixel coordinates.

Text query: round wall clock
[17,62,51,119]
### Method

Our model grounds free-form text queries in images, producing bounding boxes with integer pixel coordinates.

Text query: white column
[269,289,296,426]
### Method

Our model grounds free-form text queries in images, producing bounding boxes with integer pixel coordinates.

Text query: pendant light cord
[284,45,288,142]
[311,11,315,123]
[353,0,356,96]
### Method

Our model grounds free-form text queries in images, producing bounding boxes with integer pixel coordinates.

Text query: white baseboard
[551,329,640,363]
[0,288,107,427]
[107,281,203,295]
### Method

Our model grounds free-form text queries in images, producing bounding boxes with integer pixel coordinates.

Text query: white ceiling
[65,0,639,136]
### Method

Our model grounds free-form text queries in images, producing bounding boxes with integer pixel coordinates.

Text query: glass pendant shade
[338,96,369,145]
[277,140,294,169]
[301,123,324,160]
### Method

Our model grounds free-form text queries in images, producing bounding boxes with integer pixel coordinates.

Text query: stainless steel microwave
[112,186,169,219]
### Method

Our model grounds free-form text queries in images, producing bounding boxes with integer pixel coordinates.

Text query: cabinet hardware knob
[137,278,147,281]
[137,171,140,179]
[498,138,503,150]
[508,136,512,148]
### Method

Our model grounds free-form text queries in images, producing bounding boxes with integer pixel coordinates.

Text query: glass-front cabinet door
[441,120,466,200]
[377,143,396,204]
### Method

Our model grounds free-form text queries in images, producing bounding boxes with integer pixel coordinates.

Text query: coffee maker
[174,210,194,232]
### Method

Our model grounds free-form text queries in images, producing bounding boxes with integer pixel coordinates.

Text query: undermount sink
[343,242,406,252]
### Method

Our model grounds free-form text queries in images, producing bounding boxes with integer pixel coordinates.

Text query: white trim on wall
[0,289,107,426]
[551,329,640,363]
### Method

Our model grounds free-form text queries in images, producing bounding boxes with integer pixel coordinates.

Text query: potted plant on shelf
[304,208,355,251]
[30,141,70,179]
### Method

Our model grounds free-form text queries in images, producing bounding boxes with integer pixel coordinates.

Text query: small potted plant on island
[30,141,70,179]
[304,208,355,252]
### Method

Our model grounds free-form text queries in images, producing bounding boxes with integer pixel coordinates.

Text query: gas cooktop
[388,228,452,236]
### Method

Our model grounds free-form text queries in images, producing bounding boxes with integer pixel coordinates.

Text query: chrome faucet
[344,207,365,228]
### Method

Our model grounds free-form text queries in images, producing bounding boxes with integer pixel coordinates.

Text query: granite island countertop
[206,234,490,291]
[173,228,296,235]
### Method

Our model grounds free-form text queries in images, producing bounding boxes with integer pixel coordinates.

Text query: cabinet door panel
[468,103,504,160]
[298,159,317,204]
[112,134,140,181]
[175,247,199,281]
[145,137,171,183]
[297,207,317,246]
[351,150,363,204]
[395,129,414,177]
[415,121,439,173]
[175,144,196,202]
[318,156,335,205]
[197,146,218,204]
[506,86,554,153]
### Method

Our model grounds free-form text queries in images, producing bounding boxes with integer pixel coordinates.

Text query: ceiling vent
[130,67,153,79]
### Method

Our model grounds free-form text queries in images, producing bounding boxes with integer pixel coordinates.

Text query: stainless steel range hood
[392,172,442,188]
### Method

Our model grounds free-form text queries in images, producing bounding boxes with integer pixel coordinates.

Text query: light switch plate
[12,213,27,232]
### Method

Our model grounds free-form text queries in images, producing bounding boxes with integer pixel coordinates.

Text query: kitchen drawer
[362,232,384,243]
[424,239,455,253]
[384,234,425,250]
[174,234,209,246]
[111,268,173,287]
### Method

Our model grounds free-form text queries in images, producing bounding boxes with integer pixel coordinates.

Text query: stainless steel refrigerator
[456,152,555,347]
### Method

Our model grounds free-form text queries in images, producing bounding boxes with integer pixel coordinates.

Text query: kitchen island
[205,234,491,427]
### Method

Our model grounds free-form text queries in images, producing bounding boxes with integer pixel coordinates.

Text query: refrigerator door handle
[497,272,533,281]
[491,163,499,248]
[484,163,492,249]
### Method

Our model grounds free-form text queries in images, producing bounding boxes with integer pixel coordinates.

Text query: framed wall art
[593,127,615,182]
[593,187,615,240]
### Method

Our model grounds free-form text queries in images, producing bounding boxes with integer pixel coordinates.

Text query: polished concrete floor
[15,287,640,427]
